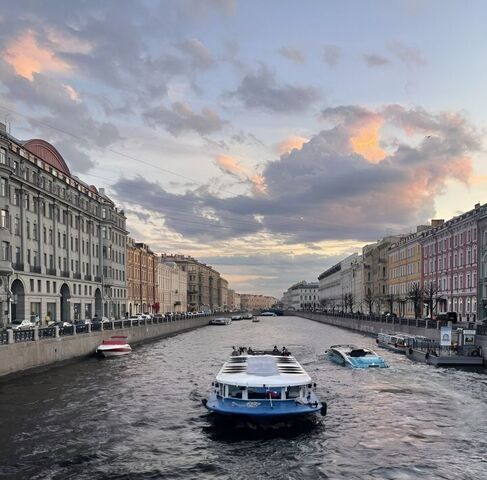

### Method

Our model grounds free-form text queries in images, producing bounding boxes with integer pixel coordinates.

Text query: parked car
[152,314,165,322]
[8,319,36,331]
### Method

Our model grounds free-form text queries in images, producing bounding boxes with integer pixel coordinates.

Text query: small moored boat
[327,345,388,368]
[209,317,231,325]
[96,336,132,357]
[203,347,326,421]
[376,332,411,354]
[252,317,260,322]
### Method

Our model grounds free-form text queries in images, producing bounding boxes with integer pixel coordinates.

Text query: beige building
[157,259,187,313]
[161,254,222,311]
[240,294,277,311]
[217,277,229,311]
[363,236,401,314]
[0,125,128,326]
[388,225,431,317]
[228,289,241,310]
[127,239,158,316]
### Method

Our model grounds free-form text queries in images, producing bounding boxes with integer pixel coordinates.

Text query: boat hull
[96,346,132,357]
[377,341,407,354]
[405,348,483,366]
[204,393,324,420]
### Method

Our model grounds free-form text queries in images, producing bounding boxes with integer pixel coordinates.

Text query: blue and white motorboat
[327,345,388,368]
[203,348,327,421]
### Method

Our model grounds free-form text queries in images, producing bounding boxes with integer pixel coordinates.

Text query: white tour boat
[203,347,326,421]
[96,335,132,357]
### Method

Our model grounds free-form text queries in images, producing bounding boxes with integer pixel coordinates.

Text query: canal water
[0,316,486,479]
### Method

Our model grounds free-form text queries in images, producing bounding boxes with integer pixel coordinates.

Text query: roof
[215,354,312,387]
[23,139,71,176]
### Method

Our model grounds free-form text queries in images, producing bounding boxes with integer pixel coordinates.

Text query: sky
[0,0,486,297]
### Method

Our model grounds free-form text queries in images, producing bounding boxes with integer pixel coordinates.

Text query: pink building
[420,205,480,321]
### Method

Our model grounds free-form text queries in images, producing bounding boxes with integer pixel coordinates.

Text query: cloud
[177,38,215,70]
[215,154,267,196]
[275,135,308,155]
[278,46,305,64]
[143,101,227,136]
[55,140,96,174]
[230,66,319,114]
[113,104,481,245]
[323,45,341,68]
[3,30,72,80]
[388,41,426,67]
[363,53,390,67]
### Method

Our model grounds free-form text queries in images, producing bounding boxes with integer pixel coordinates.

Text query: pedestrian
[34,313,40,325]
[44,311,51,326]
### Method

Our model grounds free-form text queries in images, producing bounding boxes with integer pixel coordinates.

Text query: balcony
[12,263,24,272]
[60,271,70,278]
[94,276,102,282]
[73,272,82,280]
[30,265,41,274]
[0,259,12,274]
[84,274,92,281]
[46,268,57,276]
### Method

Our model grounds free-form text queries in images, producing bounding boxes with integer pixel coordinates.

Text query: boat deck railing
[408,339,482,357]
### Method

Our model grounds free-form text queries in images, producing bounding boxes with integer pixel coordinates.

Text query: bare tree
[384,293,396,315]
[423,282,442,318]
[343,293,355,313]
[364,289,375,315]
[407,282,423,319]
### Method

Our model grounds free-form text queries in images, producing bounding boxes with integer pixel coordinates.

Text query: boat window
[286,386,301,399]
[349,349,372,357]
[247,387,281,400]
[227,385,243,399]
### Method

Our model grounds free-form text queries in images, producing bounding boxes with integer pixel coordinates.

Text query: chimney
[0,122,6,134]
[431,219,444,228]
[475,202,480,210]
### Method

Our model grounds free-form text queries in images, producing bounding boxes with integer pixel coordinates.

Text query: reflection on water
[0,316,486,479]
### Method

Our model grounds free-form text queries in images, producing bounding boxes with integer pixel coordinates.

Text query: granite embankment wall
[295,312,487,362]
[0,316,214,378]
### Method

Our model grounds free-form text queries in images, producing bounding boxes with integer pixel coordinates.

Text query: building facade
[478,205,487,321]
[362,236,401,314]
[387,225,431,318]
[161,254,222,311]
[0,125,128,327]
[421,206,481,321]
[157,260,187,314]
[217,277,229,311]
[127,239,158,316]
[227,289,241,311]
[282,281,319,310]
[240,294,277,311]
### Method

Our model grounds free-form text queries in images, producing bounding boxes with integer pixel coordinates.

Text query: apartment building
[157,259,187,313]
[0,126,128,327]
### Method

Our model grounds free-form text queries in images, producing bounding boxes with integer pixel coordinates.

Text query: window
[46,281,50,293]
[0,178,7,197]
[0,209,8,229]
[14,217,19,236]
[0,148,6,164]
[1,241,9,261]
[33,222,37,241]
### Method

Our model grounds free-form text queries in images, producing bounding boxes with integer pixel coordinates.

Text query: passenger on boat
[272,345,280,355]
[281,346,289,356]
[247,347,254,354]
[239,346,247,355]
[231,346,239,356]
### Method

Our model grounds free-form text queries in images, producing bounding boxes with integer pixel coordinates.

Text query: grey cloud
[323,45,341,68]
[278,47,305,64]
[231,66,320,114]
[388,41,426,67]
[178,38,215,70]
[363,54,390,67]
[113,105,481,244]
[143,102,227,136]
[54,141,95,174]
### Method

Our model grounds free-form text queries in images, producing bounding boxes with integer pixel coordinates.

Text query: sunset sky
[1,0,486,297]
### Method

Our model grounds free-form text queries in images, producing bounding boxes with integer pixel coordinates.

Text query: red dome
[24,139,71,176]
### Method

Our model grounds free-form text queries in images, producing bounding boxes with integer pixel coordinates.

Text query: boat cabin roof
[215,354,311,387]
[330,344,375,356]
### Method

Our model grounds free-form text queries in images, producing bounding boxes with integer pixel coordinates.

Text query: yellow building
[387,226,430,317]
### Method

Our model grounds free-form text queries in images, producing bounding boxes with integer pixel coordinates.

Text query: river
[0,316,486,479]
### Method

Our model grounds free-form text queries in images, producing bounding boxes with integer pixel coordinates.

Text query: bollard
[101,321,104,331]
[111,321,115,330]
[7,329,14,344]
[34,326,39,341]
[72,323,77,335]
[87,322,91,333]
[55,325,60,338]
